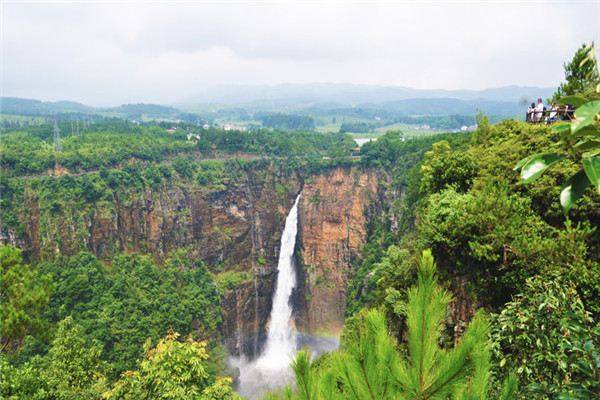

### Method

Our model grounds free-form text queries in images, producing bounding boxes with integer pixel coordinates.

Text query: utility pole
[53,120,62,152]
[71,116,74,136]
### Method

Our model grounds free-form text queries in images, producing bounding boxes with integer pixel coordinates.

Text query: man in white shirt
[535,98,545,123]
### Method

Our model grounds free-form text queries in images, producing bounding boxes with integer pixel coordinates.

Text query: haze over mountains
[181,83,555,105]
[1,83,555,122]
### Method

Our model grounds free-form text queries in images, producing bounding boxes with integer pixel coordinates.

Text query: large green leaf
[513,155,532,171]
[560,170,591,213]
[551,123,576,141]
[582,147,600,158]
[520,153,567,183]
[570,125,600,138]
[557,95,589,107]
[582,156,600,194]
[571,100,600,134]
[574,140,600,151]
[552,123,572,135]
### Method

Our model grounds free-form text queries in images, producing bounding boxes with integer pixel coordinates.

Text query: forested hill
[1,97,93,115]
[0,97,196,123]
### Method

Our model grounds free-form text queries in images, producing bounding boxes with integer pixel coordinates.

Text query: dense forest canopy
[0,121,355,177]
[254,113,316,131]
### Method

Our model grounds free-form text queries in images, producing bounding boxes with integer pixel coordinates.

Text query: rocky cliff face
[294,166,386,336]
[5,160,303,358]
[4,161,390,357]
[18,164,300,267]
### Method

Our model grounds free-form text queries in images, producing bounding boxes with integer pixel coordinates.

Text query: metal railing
[526,108,575,124]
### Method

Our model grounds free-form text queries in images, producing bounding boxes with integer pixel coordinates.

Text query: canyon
[2,160,390,359]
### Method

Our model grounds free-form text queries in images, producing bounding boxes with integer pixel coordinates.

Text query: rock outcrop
[294,166,385,336]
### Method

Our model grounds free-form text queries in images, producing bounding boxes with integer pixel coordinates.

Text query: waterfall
[233,193,301,399]
[257,193,300,363]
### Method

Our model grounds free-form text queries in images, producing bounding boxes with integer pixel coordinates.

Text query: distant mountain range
[179,83,555,106]
[0,97,184,120]
[1,84,555,123]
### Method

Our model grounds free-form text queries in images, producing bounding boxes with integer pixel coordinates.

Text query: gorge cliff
[1,159,391,358]
[294,167,387,336]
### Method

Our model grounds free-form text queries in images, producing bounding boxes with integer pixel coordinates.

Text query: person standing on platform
[548,102,558,123]
[535,98,545,123]
[527,102,536,122]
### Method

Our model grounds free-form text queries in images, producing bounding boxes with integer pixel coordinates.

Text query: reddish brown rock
[295,166,384,336]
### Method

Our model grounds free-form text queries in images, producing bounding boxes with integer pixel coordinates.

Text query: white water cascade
[233,194,302,399]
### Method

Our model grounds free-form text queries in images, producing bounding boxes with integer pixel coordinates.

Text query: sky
[2,0,599,106]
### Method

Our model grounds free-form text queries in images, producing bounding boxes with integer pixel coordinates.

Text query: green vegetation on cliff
[1,247,224,378]
[0,120,354,177]
[338,44,600,399]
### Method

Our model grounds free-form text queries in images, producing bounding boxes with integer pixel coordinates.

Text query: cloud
[2,0,599,105]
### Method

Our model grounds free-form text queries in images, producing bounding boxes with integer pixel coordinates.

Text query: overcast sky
[2,0,599,106]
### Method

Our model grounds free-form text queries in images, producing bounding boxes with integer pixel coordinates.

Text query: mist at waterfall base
[230,194,339,400]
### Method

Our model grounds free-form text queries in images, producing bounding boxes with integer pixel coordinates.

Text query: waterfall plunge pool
[230,333,339,399]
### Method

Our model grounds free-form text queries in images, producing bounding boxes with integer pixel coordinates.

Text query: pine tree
[268,250,517,400]
[551,42,599,102]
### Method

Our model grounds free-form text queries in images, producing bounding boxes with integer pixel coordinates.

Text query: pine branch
[341,360,362,400]
[372,309,413,394]
[291,350,312,400]
[419,296,426,390]
[406,250,452,396]
[498,375,518,400]
[359,352,376,400]
[281,250,495,400]
[385,363,413,394]
[423,367,465,399]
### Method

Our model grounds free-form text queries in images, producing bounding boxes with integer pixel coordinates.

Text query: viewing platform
[526,107,575,124]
